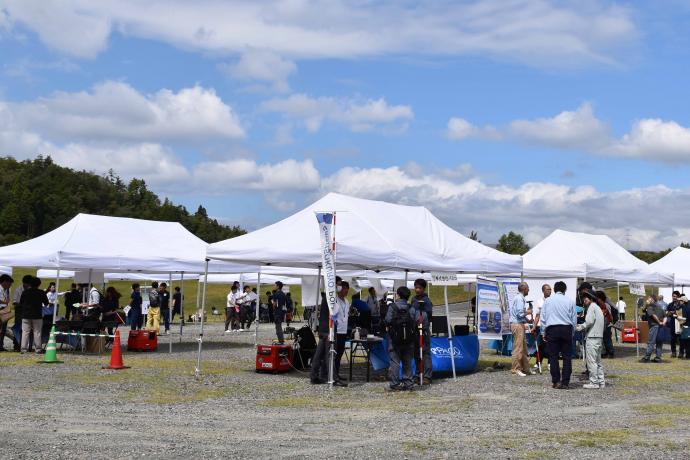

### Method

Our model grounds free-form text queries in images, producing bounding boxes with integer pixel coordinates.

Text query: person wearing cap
[509,282,533,377]
[541,281,577,389]
[0,274,14,351]
[576,290,606,389]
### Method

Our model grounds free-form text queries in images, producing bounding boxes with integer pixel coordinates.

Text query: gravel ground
[1,306,689,459]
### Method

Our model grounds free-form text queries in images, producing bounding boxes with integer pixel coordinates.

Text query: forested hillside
[0,156,245,246]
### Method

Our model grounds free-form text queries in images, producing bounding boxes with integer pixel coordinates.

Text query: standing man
[172,286,183,325]
[240,285,258,330]
[509,282,533,377]
[385,286,418,391]
[225,285,240,333]
[272,281,287,343]
[616,297,627,321]
[640,296,665,363]
[0,274,14,351]
[576,290,606,389]
[331,280,350,387]
[310,276,342,385]
[532,283,551,371]
[541,281,577,389]
[20,276,48,354]
[159,282,170,335]
[412,278,433,384]
[146,281,161,334]
[666,291,682,358]
[12,275,33,352]
[86,283,101,309]
[130,283,143,330]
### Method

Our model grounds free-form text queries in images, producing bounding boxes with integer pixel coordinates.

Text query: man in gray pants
[577,290,605,389]
[385,286,419,391]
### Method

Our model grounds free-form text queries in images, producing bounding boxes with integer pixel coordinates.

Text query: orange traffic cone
[103,330,130,370]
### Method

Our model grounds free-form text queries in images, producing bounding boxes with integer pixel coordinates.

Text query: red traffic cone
[103,330,129,370]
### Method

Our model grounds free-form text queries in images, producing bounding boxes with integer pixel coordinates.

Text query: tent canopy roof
[650,247,690,286]
[0,213,249,273]
[206,192,522,273]
[523,229,672,284]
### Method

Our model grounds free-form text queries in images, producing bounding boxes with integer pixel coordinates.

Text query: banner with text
[497,277,521,336]
[431,272,459,286]
[629,283,646,296]
[316,212,337,319]
[476,278,503,340]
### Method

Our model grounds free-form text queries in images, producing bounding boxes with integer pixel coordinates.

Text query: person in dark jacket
[678,296,690,359]
[310,276,342,384]
[385,286,419,391]
[159,282,171,334]
[667,291,682,357]
[102,287,121,336]
[63,283,80,321]
[20,276,48,353]
[272,282,287,343]
[129,283,143,331]
[412,278,433,384]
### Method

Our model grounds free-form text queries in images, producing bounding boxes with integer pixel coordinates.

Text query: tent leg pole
[179,272,184,343]
[445,285,457,380]
[255,270,261,346]
[54,268,61,323]
[169,273,173,354]
[195,260,209,379]
[635,296,639,358]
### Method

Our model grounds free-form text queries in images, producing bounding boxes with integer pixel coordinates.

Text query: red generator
[256,344,293,373]
[128,330,158,352]
[621,327,638,343]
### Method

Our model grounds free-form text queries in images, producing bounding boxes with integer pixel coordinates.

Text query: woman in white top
[46,282,58,317]
[615,297,626,321]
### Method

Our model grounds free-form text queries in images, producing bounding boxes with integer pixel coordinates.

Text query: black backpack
[389,303,416,346]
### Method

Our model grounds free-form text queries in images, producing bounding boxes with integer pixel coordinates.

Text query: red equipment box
[621,327,638,343]
[127,330,158,352]
[256,344,293,373]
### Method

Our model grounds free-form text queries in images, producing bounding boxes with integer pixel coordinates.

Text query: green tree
[496,231,530,255]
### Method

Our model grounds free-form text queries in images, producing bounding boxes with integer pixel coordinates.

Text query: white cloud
[220,50,296,93]
[320,164,690,250]
[610,119,690,161]
[448,103,690,162]
[6,81,244,142]
[261,94,413,133]
[2,1,637,67]
[509,103,610,150]
[191,158,321,193]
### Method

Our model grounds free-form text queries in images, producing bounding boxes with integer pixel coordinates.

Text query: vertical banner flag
[476,277,503,340]
[316,212,337,318]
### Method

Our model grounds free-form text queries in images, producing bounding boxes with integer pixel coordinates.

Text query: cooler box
[128,330,158,351]
[256,344,293,373]
[622,327,638,343]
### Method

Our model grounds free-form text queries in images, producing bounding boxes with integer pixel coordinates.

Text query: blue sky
[2,1,690,249]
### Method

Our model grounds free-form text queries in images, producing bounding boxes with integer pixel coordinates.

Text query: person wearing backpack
[147,281,161,334]
[385,286,418,391]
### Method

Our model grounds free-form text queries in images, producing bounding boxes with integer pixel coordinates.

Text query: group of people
[509,281,617,390]
[128,281,183,335]
[224,282,259,333]
[307,277,433,391]
[640,291,690,362]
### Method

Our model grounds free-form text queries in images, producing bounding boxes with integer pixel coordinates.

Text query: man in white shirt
[532,284,551,372]
[616,297,627,321]
[225,285,240,333]
[87,284,100,307]
[332,281,350,387]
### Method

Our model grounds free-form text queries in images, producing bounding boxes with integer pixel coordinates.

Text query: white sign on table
[431,272,459,286]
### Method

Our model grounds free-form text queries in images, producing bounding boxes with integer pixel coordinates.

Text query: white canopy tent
[0,266,10,275]
[200,192,522,379]
[0,213,253,352]
[37,269,201,282]
[206,193,522,273]
[200,273,301,285]
[650,247,690,286]
[523,229,673,284]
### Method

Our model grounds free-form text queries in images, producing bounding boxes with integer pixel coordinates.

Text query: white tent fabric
[650,247,690,286]
[523,229,673,284]
[206,193,522,273]
[200,273,301,285]
[0,265,11,275]
[0,213,249,273]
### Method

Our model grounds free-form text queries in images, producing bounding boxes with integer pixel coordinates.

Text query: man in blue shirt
[541,281,577,389]
[509,282,532,376]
